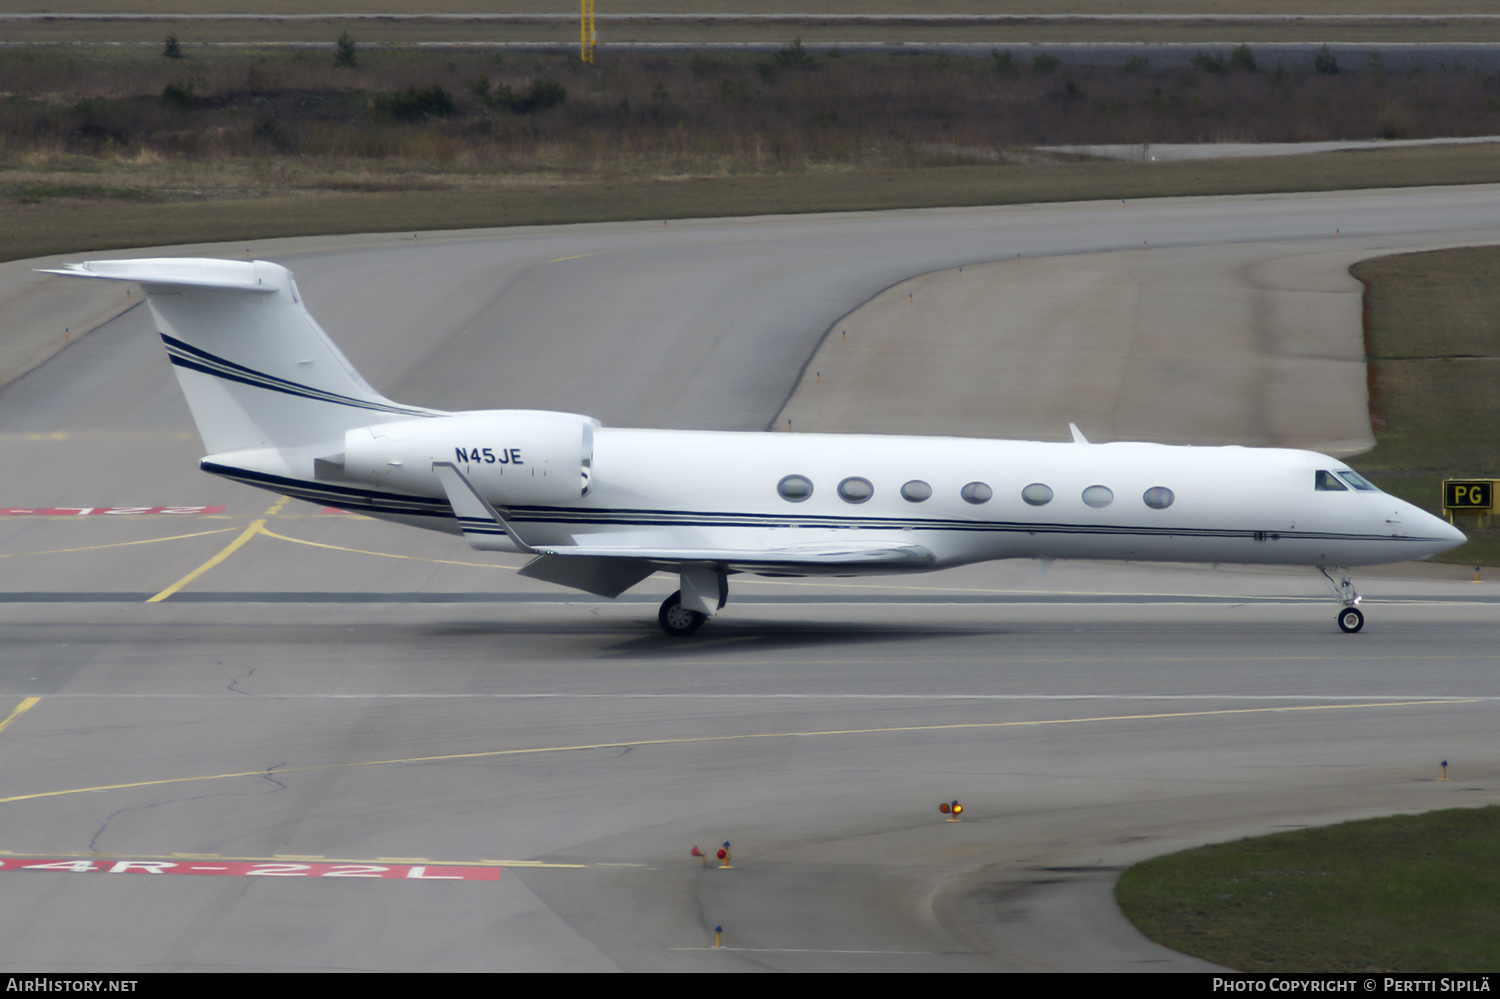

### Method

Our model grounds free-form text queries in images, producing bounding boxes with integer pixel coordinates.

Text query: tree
[335,31,358,69]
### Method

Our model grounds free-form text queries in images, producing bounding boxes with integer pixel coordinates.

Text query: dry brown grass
[4,46,1500,194]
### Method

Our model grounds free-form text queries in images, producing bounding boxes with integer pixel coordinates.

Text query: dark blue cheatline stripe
[201,464,1446,549]
[161,334,437,419]
[503,504,1443,546]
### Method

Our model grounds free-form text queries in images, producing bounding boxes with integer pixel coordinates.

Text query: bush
[1315,44,1339,74]
[1191,52,1229,75]
[1032,53,1060,74]
[469,78,566,115]
[335,31,357,69]
[161,79,196,111]
[1230,44,1257,72]
[774,38,815,70]
[992,49,1018,77]
[163,34,183,61]
[371,85,455,121]
[1123,55,1149,74]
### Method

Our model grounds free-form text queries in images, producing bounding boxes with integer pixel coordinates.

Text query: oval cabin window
[1142,486,1175,509]
[837,477,874,504]
[777,474,814,502]
[960,482,993,505]
[1021,483,1053,507]
[1082,485,1114,508]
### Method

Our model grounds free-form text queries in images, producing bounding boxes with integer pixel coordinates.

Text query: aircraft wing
[531,541,936,569]
[516,543,935,599]
[431,460,934,597]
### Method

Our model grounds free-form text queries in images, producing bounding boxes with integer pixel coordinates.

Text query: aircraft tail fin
[42,258,437,454]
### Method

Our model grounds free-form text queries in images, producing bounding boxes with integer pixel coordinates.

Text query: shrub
[1191,52,1229,75]
[1230,44,1257,72]
[1123,55,1149,74]
[774,38,815,70]
[161,79,196,111]
[1032,53,1060,74]
[163,34,183,61]
[1315,44,1339,74]
[335,31,357,69]
[371,86,455,121]
[992,49,1018,77]
[470,78,566,115]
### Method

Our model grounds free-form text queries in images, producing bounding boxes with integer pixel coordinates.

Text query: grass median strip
[1117,805,1500,972]
[1349,247,1500,567]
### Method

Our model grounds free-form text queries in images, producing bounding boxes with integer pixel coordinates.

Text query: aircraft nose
[1405,502,1466,553]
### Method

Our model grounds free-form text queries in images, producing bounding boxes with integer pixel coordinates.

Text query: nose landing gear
[1320,567,1364,633]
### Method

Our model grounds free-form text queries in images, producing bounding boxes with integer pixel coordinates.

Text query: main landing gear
[1320,567,1364,633]
[658,565,729,637]
[658,592,707,637]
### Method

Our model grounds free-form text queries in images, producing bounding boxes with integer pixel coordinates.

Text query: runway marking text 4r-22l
[0,859,499,880]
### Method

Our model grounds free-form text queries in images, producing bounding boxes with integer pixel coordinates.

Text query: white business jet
[47,258,1465,635]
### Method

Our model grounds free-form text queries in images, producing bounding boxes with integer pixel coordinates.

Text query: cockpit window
[1315,470,1348,492]
[1335,470,1379,492]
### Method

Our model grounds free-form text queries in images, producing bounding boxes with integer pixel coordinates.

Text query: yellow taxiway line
[0,698,1473,807]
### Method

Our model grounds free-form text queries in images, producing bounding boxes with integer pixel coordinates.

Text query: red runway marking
[0,507,226,516]
[0,859,500,880]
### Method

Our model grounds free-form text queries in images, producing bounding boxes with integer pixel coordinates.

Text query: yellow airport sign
[1444,480,1495,511]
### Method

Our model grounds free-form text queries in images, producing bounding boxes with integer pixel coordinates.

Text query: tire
[1337,606,1364,634]
[658,591,706,637]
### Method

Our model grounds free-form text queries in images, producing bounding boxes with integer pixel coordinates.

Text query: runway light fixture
[718,841,732,868]
[941,799,963,821]
[691,846,707,866]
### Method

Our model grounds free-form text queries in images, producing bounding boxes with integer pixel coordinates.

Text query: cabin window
[1082,485,1114,508]
[960,482,993,505]
[777,474,814,502]
[1142,486,1175,510]
[1336,470,1379,492]
[1021,483,1053,506]
[900,480,932,502]
[837,476,874,504]
[1315,470,1348,492]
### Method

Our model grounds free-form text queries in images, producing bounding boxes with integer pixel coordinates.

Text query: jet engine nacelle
[343,410,597,505]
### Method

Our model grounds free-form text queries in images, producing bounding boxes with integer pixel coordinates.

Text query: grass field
[1349,248,1500,567]
[5,41,1500,262]
[7,145,1500,265]
[1116,806,1500,972]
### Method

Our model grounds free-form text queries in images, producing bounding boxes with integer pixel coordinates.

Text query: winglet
[1068,423,1089,444]
[432,461,535,554]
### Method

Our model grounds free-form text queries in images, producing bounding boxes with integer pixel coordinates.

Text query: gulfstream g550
[47,258,1465,635]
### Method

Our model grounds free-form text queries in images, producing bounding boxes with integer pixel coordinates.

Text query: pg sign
[1444,479,1495,527]
[1444,480,1494,511]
